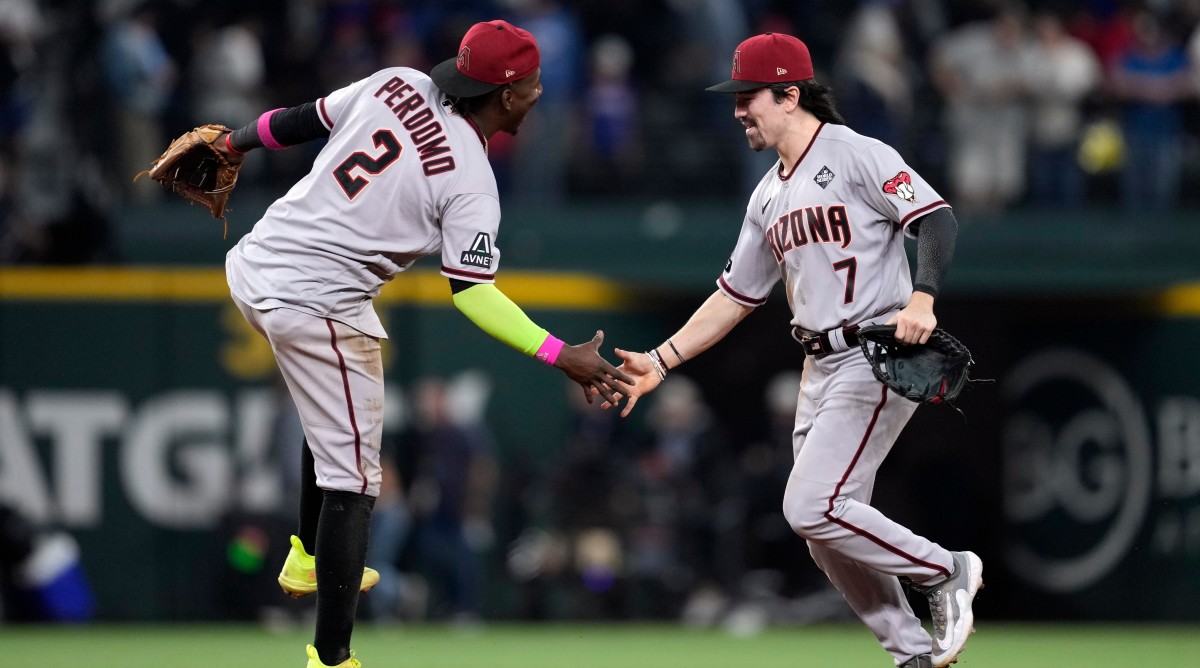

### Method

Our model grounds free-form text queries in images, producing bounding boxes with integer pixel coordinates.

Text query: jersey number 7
[333,129,403,199]
[833,257,857,304]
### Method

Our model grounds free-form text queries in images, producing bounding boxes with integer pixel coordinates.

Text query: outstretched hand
[601,347,663,418]
[555,330,633,406]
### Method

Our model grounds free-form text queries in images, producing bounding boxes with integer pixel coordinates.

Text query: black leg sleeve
[313,490,375,666]
[297,440,321,552]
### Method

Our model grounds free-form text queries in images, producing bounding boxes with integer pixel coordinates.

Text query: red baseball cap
[706,33,814,93]
[431,20,540,98]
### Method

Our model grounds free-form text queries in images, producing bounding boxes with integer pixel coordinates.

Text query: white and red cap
[706,32,814,93]
[431,20,540,98]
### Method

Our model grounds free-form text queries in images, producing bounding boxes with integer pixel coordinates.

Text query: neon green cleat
[278,535,380,598]
[305,644,361,668]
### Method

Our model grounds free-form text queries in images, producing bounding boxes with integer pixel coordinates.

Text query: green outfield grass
[3,622,1198,668]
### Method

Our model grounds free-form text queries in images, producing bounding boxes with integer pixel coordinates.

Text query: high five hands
[555,331,635,406]
[597,347,663,418]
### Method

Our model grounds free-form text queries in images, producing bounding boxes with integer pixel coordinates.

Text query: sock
[297,440,321,552]
[313,490,375,666]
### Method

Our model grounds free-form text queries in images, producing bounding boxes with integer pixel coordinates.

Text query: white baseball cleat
[915,551,984,667]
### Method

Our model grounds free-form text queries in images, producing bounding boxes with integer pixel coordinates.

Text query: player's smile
[735,89,771,151]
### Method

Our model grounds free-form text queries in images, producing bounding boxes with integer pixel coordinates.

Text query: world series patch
[815,166,835,189]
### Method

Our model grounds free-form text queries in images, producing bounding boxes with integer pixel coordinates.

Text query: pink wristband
[535,334,565,366]
[257,108,285,150]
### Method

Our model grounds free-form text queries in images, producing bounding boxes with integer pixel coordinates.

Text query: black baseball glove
[857,324,985,406]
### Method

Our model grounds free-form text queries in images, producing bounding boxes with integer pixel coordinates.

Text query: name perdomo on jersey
[765,205,851,262]
[373,76,456,176]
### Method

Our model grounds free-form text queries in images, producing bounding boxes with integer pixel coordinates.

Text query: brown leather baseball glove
[135,124,243,235]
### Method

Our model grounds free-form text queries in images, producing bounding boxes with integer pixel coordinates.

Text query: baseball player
[607,33,982,668]
[212,20,631,668]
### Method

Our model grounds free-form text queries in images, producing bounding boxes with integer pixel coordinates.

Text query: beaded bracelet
[646,349,668,380]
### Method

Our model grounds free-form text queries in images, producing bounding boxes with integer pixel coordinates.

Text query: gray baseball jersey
[717,122,949,332]
[718,122,959,663]
[227,67,503,339]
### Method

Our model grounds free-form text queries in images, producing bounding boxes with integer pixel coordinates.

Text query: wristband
[535,334,565,366]
[257,108,286,150]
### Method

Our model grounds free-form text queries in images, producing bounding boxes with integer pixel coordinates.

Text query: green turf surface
[3,622,1198,668]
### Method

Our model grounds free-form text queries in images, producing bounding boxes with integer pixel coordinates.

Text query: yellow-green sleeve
[452,282,551,357]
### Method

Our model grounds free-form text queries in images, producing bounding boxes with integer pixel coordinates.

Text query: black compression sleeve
[228,102,330,151]
[449,278,474,294]
[911,207,958,298]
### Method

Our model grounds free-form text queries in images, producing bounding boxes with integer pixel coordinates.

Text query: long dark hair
[768,79,845,125]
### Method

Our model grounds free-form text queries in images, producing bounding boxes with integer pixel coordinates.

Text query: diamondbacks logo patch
[457,46,471,71]
[882,171,917,204]
[461,232,493,269]
[815,166,835,189]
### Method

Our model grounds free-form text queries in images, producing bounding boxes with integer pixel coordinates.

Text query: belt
[791,324,861,358]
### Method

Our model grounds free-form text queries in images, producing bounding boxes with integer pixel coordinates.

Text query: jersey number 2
[333,129,402,199]
[833,257,857,304]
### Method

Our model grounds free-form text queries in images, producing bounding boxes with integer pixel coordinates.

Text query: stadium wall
[1,268,1198,621]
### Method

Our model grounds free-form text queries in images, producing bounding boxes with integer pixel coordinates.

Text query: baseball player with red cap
[202,19,631,668]
[608,33,981,668]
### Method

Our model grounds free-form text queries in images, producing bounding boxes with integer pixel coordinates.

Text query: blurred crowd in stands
[3,0,1200,263]
[262,368,839,626]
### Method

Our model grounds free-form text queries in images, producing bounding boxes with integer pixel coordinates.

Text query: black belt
[791,324,860,357]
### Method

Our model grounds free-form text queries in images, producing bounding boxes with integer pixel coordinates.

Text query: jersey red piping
[778,122,825,182]
[442,265,495,281]
[717,274,766,306]
[317,98,333,129]
[460,113,487,149]
[900,200,948,228]
[326,319,368,494]
[826,383,951,579]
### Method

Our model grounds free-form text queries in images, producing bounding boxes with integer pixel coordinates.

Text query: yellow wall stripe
[0,267,635,311]
[1155,283,1200,317]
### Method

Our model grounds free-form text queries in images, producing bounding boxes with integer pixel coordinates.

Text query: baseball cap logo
[505,69,515,77]
[458,46,471,71]
[776,67,787,75]
[732,50,741,74]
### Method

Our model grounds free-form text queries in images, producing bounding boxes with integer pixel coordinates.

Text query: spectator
[364,448,427,624]
[1023,9,1101,207]
[0,0,40,260]
[644,0,753,197]
[625,376,735,619]
[100,1,177,203]
[400,373,499,623]
[833,2,915,152]
[190,14,265,129]
[1108,9,1192,211]
[532,381,636,619]
[575,34,643,193]
[930,3,1032,216]
[499,0,585,207]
